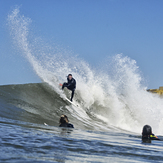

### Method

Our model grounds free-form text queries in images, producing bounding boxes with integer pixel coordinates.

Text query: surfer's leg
[70,90,75,102]
[62,83,68,90]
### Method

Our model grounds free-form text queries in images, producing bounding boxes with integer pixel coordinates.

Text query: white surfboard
[65,98,78,107]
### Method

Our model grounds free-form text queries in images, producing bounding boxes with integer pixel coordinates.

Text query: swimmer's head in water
[59,115,69,124]
[142,125,152,136]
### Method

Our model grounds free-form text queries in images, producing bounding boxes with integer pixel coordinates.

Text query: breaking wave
[5,7,163,134]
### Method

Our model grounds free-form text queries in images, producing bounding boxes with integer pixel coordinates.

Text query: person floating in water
[59,115,74,128]
[62,74,76,102]
[142,125,160,142]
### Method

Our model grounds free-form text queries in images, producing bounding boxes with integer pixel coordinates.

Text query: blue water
[0,83,163,163]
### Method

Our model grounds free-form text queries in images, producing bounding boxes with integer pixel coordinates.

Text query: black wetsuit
[59,123,74,128]
[62,77,76,101]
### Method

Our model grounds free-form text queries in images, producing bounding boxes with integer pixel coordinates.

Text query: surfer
[62,74,76,102]
[142,125,160,142]
[59,115,74,128]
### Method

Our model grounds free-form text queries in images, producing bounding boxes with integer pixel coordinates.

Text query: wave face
[6,8,163,134]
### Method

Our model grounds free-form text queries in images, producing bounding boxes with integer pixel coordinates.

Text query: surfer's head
[59,115,69,124]
[68,74,72,80]
[142,125,152,136]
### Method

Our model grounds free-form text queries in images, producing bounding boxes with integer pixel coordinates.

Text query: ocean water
[1,7,163,162]
[1,83,163,163]
[0,83,163,163]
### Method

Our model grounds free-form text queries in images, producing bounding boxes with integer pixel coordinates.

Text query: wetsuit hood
[142,125,152,136]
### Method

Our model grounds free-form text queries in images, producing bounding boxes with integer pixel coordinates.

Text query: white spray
[8,8,163,134]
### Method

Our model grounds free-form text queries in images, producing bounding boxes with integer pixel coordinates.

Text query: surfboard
[65,97,78,107]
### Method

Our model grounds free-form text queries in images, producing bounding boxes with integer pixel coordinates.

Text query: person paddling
[142,125,160,142]
[59,115,74,128]
[62,74,76,102]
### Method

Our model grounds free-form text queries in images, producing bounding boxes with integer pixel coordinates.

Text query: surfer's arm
[67,123,74,128]
[150,134,160,140]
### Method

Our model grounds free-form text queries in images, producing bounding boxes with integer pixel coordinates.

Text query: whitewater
[1,7,163,162]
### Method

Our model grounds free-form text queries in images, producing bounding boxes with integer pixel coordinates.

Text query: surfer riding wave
[61,74,76,102]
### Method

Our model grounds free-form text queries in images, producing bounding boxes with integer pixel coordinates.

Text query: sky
[0,0,163,88]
